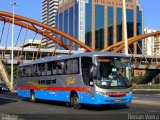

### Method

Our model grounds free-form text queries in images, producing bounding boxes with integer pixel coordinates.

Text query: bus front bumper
[78,92,133,105]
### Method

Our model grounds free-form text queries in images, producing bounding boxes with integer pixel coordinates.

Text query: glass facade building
[55,0,143,53]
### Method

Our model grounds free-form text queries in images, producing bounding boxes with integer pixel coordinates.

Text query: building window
[95,5,104,50]
[108,6,113,46]
[137,6,143,54]
[69,7,74,46]
[85,1,92,47]
[64,9,69,45]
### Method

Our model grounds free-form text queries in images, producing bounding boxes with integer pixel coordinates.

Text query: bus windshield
[96,56,132,89]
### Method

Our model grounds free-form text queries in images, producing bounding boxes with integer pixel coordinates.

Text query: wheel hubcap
[74,97,79,105]
[31,93,35,101]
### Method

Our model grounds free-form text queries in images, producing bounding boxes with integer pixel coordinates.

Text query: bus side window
[52,61,57,75]
[46,62,52,75]
[35,65,38,76]
[57,61,63,75]
[66,58,79,74]
[81,57,93,86]
[25,66,29,77]
[37,64,42,76]
[19,67,23,77]
[23,67,27,77]
[60,60,67,74]
[21,67,24,77]
[32,65,37,76]
[41,63,47,76]
[28,66,31,77]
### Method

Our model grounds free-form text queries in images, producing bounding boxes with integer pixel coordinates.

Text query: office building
[144,28,160,56]
[55,0,143,52]
[42,0,59,48]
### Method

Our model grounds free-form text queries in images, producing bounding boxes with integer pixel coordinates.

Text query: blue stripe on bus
[17,89,132,105]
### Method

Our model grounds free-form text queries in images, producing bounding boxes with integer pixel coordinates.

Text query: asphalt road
[0,92,160,120]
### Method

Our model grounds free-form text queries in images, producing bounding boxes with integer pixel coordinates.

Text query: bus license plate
[115,99,121,102]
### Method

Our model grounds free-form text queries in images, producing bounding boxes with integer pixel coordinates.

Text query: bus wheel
[72,93,81,109]
[30,91,36,103]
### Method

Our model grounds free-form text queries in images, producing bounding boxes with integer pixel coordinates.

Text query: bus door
[81,57,94,87]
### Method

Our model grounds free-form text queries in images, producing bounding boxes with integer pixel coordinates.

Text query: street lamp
[122,0,128,55]
[8,2,18,91]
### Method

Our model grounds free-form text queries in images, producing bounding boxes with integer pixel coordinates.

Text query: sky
[140,0,160,30]
[0,0,41,21]
[0,0,159,46]
[0,0,42,46]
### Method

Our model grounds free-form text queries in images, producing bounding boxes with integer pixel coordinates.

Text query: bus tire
[72,93,81,109]
[30,90,36,103]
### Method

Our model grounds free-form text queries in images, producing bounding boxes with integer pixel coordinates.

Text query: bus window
[18,67,23,78]
[52,61,57,75]
[57,61,63,75]
[21,67,24,77]
[32,65,36,77]
[41,63,47,76]
[22,66,31,77]
[37,64,42,76]
[66,58,79,74]
[23,66,28,77]
[28,66,32,77]
[61,60,67,74]
[46,62,52,75]
[32,65,40,77]
[22,67,25,77]
[41,63,46,75]
[81,57,93,86]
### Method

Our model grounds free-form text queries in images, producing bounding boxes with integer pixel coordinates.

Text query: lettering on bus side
[38,79,56,85]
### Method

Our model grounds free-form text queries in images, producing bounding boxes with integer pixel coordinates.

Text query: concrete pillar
[91,0,95,50]
[104,6,108,48]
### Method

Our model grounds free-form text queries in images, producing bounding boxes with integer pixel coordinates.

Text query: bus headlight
[127,91,132,96]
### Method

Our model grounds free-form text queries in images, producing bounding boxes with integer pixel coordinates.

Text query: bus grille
[106,93,127,97]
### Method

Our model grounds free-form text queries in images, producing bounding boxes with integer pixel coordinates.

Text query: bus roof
[19,52,128,67]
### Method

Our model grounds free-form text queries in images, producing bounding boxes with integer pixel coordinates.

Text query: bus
[17,52,133,109]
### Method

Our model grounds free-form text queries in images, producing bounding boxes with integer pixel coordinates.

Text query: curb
[133,89,160,91]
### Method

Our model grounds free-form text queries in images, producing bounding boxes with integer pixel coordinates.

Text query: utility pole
[8,2,18,91]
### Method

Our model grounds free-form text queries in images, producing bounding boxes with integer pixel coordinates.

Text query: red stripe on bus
[107,94,126,97]
[17,86,93,95]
